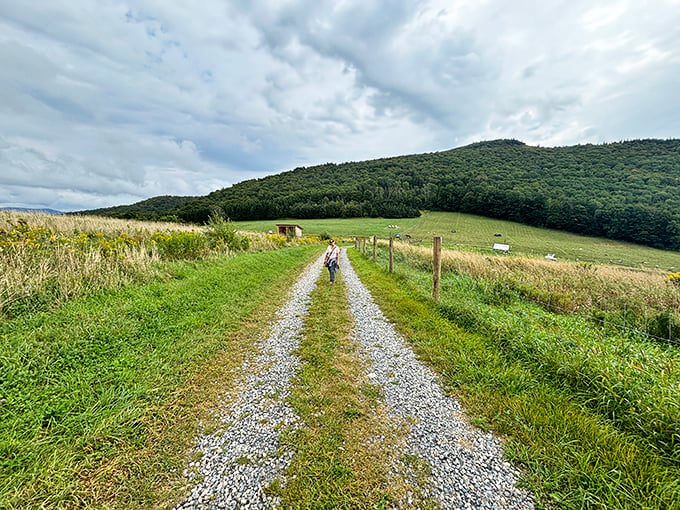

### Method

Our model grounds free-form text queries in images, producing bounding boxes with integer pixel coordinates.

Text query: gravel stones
[340,248,535,509]
[173,249,534,509]
[172,256,323,510]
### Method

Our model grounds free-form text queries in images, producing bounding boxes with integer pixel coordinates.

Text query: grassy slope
[348,248,680,509]
[0,245,321,509]
[237,212,680,270]
[408,211,680,270]
[235,216,421,239]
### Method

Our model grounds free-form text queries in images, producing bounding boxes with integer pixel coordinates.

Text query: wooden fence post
[372,236,377,263]
[389,236,394,273]
[433,236,442,301]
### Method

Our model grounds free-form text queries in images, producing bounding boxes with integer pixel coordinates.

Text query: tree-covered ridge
[78,195,197,219]
[83,139,680,250]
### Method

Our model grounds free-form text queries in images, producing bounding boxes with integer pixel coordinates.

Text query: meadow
[3,210,680,508]
[235,216,421,239]
[237,211,680,270]
[0,211,309,320]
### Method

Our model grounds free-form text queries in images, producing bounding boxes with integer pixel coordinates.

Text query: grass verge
[348,248,680,510]
[0,245,321,509]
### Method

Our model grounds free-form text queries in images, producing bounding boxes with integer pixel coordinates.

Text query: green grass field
[235,216,421,239]
[237,211,680,270]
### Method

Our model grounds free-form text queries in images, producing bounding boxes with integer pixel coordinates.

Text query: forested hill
[79,195,197,218]
[83,139,680,250]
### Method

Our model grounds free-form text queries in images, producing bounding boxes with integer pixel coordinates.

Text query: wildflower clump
[666,272,680,286]
[152,230,207,260]
[266,234,287,247]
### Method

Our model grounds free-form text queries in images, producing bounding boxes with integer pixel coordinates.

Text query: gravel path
[172,256,323,510]
[172,249,535,509]
[341,248,534,509]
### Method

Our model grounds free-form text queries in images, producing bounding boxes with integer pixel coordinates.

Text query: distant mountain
[81,139,680,250]
[76,195,197,220]
[1,207,63,215]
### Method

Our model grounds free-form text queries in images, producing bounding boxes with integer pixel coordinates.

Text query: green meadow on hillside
[236,211,680,271]
[235,216,421,239]
[2,211,679,508]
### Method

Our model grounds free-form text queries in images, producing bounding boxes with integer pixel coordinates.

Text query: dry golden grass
[0,211,322,319]
[0,210,198,235]
[393,241,680,316]
[0,212,186,316]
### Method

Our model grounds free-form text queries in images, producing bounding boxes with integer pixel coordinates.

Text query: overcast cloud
[1,1,679,212]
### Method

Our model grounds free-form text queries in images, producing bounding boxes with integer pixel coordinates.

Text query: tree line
[80,139,680,251]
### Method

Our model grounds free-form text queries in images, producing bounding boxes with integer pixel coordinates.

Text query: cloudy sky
[1,1,679,212]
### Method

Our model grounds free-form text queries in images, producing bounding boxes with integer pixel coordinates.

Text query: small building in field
[276,223,304,237]
[493,243,510,253]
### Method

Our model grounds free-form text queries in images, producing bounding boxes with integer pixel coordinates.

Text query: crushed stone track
[172,249,534,509]
[172,256,322,509]
[341,248,534,509]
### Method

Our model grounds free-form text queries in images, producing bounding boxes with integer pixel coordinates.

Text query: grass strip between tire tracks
[271,268,428,508]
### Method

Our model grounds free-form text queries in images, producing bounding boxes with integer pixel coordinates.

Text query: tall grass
[0,211,311,319]
[392,241,680,342]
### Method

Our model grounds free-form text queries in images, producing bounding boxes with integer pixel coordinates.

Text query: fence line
[518,291,679,345]
[354,236,680,346]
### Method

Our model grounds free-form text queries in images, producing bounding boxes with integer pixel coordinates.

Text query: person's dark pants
[328,260,338,282]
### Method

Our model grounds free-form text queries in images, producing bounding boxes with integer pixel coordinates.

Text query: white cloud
[0,0,678,211]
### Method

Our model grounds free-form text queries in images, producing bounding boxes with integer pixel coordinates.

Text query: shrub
[204,215,250,252]
[152,231,207,260]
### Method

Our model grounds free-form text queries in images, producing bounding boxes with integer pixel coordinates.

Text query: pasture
[2,210,679,508]
[236,211,680,271]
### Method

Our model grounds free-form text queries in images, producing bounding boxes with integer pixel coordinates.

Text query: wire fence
[518,292,680,346]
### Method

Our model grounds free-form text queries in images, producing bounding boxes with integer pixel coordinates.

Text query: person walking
[323,239,340,283]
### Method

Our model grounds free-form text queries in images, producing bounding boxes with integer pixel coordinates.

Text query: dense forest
[80,139,680,250]
[80,195,197,218]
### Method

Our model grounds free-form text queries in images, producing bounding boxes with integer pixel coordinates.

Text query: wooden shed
[276,223,303,237]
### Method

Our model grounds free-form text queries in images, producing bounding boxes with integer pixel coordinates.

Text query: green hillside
[76,195,195,219]
[81,139,680,251]
[236,211,680,270]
